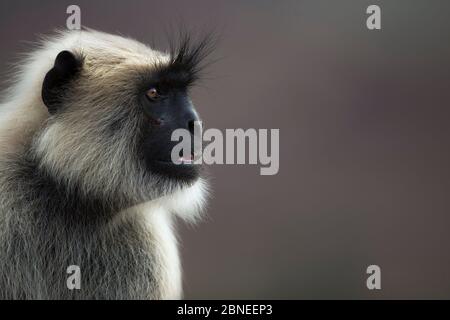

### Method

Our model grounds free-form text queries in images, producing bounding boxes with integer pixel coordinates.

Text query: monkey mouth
[177,157,193,165]
[176,154,195,165]
[146,146,201,182]
[157,150,201,166]
[151,155,201,183]
[157,155,196,165]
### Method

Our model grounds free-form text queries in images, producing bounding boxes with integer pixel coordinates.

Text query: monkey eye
[146,88,160,101]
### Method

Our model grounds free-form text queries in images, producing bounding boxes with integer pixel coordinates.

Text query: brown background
[1,0,450,299]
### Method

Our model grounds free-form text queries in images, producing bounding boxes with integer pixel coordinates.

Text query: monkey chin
[149,160,202,185]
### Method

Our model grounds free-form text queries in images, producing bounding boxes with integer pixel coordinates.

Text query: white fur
[0,29,209,300]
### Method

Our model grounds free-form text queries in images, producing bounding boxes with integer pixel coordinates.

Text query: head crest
[164,31,217,87]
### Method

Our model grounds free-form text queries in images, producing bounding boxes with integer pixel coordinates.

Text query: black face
[136,35,213,183]
[139,85,201,183]
[42,34,213,185]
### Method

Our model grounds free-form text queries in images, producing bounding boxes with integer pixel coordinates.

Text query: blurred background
[1,0,450,299]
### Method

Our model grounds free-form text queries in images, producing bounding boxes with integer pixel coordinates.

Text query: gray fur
[0,29,208,300]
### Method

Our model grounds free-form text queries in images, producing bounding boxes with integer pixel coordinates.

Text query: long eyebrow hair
[155,31,217,89]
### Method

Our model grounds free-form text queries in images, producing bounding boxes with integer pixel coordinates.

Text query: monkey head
[33,30,211,209]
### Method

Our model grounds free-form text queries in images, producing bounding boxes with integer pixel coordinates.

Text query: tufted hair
[0,29,210,299]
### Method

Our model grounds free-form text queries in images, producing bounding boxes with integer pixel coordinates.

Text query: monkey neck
[0,150,183,299]
[7,150,127,227]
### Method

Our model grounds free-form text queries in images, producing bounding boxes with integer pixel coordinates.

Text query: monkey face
[38,32,213,203]
[139,86,201,183]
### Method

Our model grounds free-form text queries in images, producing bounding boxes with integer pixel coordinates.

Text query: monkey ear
[42,50,83,114]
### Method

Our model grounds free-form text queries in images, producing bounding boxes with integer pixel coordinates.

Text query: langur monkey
[0,29,212,299]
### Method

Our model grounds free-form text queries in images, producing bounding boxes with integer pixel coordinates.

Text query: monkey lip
[156,154,199,166]
[177,157,194,165]
[156,149,203,165]
[151,155,201,182]
[173,155,195,165]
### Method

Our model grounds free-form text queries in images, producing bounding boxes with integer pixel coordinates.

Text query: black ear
[42,50,82,114]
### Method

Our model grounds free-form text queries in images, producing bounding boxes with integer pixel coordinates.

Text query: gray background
[1,0,450,299]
